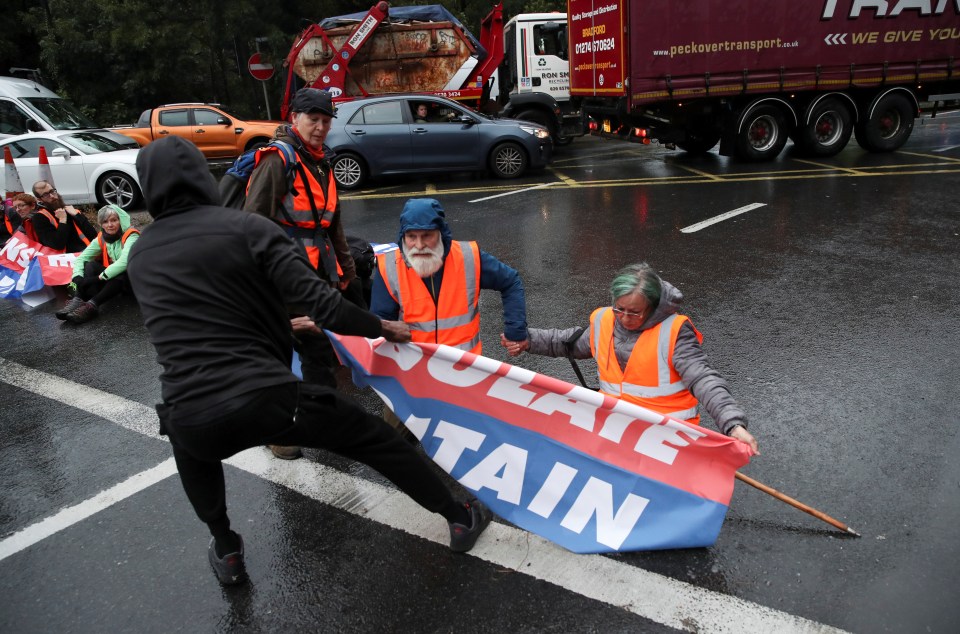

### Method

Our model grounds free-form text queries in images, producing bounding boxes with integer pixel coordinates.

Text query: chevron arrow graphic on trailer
[824,33,848,45]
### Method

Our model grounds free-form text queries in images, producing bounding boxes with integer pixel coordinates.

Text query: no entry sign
[248,53,274,81]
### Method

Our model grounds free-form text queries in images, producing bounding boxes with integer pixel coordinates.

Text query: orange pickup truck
[111,103,283,159]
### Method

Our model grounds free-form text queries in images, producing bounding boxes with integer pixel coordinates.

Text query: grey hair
[97,204,122,224]
[610,263,661,307]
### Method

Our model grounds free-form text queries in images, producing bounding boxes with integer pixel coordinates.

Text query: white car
[0,130,142,209]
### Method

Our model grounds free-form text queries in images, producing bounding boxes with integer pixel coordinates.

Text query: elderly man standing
[244,88,359,461]
[370,198,529,435]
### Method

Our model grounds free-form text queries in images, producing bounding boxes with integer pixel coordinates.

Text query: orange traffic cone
[37,145,55,190]
[4,146,24,199]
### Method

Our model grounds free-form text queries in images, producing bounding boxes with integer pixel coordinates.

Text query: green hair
[610,263,661,307]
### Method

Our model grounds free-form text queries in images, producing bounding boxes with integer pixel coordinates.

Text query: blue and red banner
[0,234,77,300]
[328,333,754,553]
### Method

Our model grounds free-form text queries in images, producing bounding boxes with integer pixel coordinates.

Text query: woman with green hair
[503,262,758,453]
[57,204,140,324]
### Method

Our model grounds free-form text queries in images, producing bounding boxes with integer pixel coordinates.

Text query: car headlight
[519,125,550,139]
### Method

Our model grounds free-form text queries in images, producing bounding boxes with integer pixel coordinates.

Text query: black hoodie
[127,136,381,413]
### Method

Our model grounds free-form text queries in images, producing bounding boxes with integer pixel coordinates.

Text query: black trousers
[159,382,461,534]
[77,261,131,305]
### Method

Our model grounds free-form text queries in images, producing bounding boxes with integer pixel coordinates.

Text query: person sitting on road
[2,194,34,243]
[29,180,97,253]
[503,262,759,454]
[57,204,139,324]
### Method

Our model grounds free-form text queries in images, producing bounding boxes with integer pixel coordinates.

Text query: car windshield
[22,97,99,130]
[60,132,128,154]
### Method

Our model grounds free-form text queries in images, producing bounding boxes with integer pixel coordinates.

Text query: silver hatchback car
[325,94,552,189]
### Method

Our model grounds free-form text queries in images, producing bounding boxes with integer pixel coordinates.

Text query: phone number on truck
[575,38,616,54]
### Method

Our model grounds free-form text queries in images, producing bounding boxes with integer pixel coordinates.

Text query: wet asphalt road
[1,113,959,633]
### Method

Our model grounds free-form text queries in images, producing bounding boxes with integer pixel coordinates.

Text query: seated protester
[30,180,97,253]
[2,195,31,243]
[57,204,139,324]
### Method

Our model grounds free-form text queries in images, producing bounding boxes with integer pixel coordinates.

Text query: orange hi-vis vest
[379,241,482,353]
[22,209,91,253]
[589,307,703,424]
[252,145,341,279]
[97,227,140,267]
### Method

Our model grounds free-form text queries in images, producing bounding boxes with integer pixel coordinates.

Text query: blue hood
[397,198,453,253]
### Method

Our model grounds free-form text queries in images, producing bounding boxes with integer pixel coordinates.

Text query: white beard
[404,242,444,277]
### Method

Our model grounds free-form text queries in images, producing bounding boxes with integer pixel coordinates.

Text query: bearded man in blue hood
[371,198,528,354]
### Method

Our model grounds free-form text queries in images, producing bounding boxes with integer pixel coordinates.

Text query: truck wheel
[677,129,721,154]
[97,172,142,210]
[735,104,789,161]
[795,98,853,157]
[332,153,368,190]
[854,93,914,153]
[489,142,528,178]
[515,110,569,145]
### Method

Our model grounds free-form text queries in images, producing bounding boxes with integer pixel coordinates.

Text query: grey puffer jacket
[526,279,748,435]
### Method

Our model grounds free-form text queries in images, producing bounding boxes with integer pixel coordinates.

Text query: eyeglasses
[39,189,58,198]
[612,306,646,319]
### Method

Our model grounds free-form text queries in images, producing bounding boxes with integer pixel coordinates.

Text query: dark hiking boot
[448,499,492,553]
[207,535,247,585]
[55,296,84,320]
[65,301,98,324]
[268,445,303,460]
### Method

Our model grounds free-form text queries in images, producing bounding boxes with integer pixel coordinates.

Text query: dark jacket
[242,125,356,284]
[30,206,97,252]
[127,136,381,414]
[369,198,528,341]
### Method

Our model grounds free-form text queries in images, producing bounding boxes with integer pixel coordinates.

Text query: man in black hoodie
[127,137,491,586]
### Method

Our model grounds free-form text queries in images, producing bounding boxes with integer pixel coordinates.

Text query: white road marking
[932,145,960,153]
[469,181,559,203]
[0,358,847,633]
[0,458,177,562]
[681,202,767,234]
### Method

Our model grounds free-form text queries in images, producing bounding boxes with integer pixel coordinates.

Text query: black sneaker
[448,499,492,553]
[65,301,98,324]
[55,296,84,320]
[207,535,247,585]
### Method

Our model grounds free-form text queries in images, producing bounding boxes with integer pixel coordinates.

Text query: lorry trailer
[567,0,960,159]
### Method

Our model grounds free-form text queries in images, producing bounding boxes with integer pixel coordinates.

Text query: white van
[0,76,137,147]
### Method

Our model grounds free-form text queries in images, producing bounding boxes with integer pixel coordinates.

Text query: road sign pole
[253,39,273,119]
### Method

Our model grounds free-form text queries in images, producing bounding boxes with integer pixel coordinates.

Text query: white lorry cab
[0,76,136,147]
[495,12,580,144]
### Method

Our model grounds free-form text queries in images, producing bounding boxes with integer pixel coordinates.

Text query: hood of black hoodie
[136,137,220,219]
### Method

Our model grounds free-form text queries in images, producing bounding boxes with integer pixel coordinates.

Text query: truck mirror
[541,22,561,33]
[26,119,42,132]
[51,147,70,158]
[217,116,231,125]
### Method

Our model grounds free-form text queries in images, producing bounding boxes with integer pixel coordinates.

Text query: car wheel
[244,138,270,152]
[97,172,142,209]
[332,153,368,190]
[489,142,528,179]
[854,93,914,153]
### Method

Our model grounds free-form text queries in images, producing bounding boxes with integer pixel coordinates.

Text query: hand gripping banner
[328,333,754,554]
